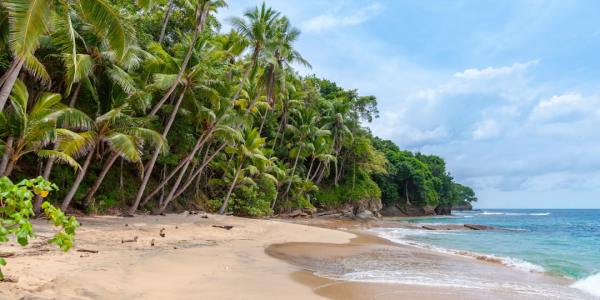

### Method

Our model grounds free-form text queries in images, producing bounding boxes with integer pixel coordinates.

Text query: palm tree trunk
[310,161,322,182]
[219,161,243,214]
[149,4,209,116]
[3,155,17,177]
[139,125,213,207]
[158,0,175,44]
[129,88,186,215]
[316,161,327,184]
[258,109,268,135]
[68,82,82,107]
[61,148,95,211]
[0,58,24,113]
[157,159,192,213]
[172,142,226,200]
[84,152,119,208]
[270,116,286,152]
[306,157,315,180]
[282,143,303,199]
[0,137,14,176]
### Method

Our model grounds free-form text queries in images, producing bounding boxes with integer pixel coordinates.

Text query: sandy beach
[0,214,593,300]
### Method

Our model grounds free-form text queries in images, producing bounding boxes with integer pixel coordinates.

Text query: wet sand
[267,220,594,300]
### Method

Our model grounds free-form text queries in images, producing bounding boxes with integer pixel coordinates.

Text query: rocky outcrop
[381,204,436,217]
[382,201,473,217]
[352,197,382,220]
[452,201,473,211]
[434,204,452,215]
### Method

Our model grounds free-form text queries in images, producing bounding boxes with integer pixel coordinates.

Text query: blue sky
[218,1,600,208]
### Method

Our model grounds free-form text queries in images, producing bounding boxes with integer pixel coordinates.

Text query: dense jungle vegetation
[0,0,476,217]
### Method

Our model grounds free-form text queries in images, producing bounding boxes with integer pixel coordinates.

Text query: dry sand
[0,214,593,300]
[0,214,353,300]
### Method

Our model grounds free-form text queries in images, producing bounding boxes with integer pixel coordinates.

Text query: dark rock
[464,224,495,230]
[355,210,376,220]
[452,201,473,211]
[435,204,452,215]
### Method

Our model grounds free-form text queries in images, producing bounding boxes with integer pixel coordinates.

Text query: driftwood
[76,249,99,254]
[212,225,234,230]
[0,252,15,258]
[121,236,138,243]
[421,225,437,230]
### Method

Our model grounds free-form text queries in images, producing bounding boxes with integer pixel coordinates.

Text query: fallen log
[0,252,15,258]
[76,249,99,254]
[121,236,138,243]
[212,225,234,230]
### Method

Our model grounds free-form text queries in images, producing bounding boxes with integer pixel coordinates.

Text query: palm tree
[0,0,132,112]
[218,127,267,214]
[322,99,353,185]
[148,0,226,116]
[212,30,248,81]
[263,16,309,107]
[0,80,91,177]
[229,3,280,102]
[276,110,329,208]
[60,104,167,210]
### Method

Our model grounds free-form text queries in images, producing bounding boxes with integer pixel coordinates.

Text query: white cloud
[472,119,501,140]
[302,3,382,32]
[453,60,538,80]
[529,93,590,123]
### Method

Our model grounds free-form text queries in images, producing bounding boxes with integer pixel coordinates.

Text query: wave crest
[572,273,600,297]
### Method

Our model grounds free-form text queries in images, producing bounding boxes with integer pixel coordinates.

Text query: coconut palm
[60,104,167,210]
[276,110,329,208]
[229,3,280,102]
[218,127,267,214]
[0,0,133,112]
[148,0,226,116]
[0,80,92,177]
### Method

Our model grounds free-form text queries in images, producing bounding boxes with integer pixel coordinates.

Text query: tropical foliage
[0,176,79,280]
[0,0,475,218]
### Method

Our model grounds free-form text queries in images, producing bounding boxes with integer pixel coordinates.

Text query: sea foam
[370,228,546,274]
[571,273,600,297]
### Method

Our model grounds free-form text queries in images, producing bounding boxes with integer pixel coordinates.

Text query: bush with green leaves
[0,176,79,280]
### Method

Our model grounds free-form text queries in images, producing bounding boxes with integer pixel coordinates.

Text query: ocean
[369,209,600,298]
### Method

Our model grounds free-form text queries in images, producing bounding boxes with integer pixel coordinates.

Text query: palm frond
[55,129,95,158]
[22,51,50,84]
[35,149,81,170]
[78,0,130,59]
[5,0,51,56]
[104,132,141,162]
[106,65,138,95]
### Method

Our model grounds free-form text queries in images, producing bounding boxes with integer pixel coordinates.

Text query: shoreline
[269,217,595,300]
[0,214,594,299]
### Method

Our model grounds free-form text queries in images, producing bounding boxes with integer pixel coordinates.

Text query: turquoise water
[403,209,600,280]
[371,209,600,297]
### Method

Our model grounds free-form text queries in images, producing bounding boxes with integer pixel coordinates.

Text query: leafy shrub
[230,177,275,217]
[0,176,79,280]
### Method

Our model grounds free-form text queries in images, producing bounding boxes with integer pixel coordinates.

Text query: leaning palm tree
[218,127,267,214]
[0,0,133,112]
[0,80,91,177]
[60,104,167,211]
